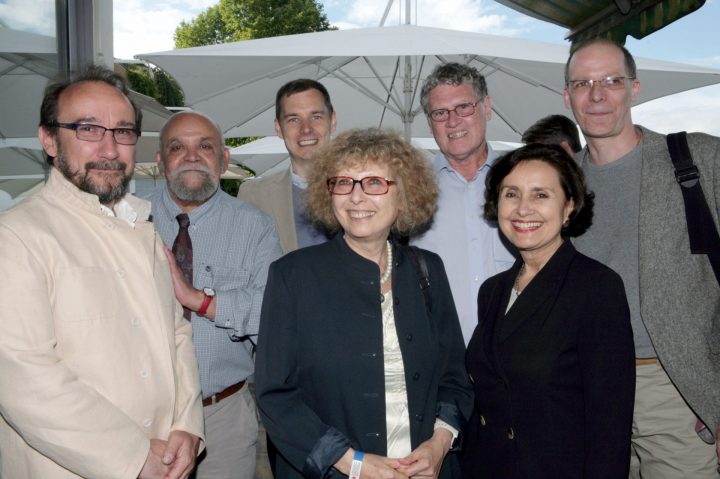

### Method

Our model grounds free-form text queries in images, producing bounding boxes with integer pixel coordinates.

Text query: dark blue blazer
[256,234,473,479]
[462,241,635,479]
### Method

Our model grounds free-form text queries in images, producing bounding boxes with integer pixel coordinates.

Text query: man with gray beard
[144,111,282,479]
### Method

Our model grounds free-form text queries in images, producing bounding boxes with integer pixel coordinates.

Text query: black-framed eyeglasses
[566,76,634,92]
[50,122,141,145]
[327,176,397,195]
[428,100,481,122]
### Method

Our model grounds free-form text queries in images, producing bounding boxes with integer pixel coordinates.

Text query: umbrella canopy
[138,24,720,142]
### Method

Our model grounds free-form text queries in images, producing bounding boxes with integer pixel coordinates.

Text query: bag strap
[666,132,720,283]
[403,245,431,310]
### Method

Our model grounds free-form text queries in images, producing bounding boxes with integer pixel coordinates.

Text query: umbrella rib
[221,60,342,134]
[363,56,404,112]
[188,57,333,105]
[468,55,564,95]
[316,63,402,117]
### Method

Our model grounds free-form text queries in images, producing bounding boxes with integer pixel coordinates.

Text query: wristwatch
[197,287,216,318]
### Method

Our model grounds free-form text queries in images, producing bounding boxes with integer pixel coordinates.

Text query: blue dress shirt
[412,147,516,344]
[145,186,282,398]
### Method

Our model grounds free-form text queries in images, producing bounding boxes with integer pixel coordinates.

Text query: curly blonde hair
[305,128,438,236]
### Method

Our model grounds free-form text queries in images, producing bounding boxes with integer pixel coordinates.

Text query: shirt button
[413,372,420,381]
[140,369,149,378]
[474,275,480,282]
[143,419,152,428]
[405,334,413,342]
[104,223,114,230]
[415,414,424,422]
[131,318,140,327]
[116,269,125,278]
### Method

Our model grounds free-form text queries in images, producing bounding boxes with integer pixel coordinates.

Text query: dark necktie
[172,213,193,320]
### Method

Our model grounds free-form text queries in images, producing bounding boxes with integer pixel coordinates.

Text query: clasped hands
[138,430,201,479]
[335,429,452,479]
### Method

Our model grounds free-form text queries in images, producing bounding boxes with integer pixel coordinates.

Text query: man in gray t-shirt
[565,39,720,477]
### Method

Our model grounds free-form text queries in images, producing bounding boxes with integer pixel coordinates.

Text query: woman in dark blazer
[256,129,473,479]
[462,144,635,479]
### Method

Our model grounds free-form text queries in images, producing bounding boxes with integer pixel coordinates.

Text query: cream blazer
[238,166,297,254]
[0,169,204,479]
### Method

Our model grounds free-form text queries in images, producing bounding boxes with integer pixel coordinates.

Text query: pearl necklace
[380,240,393,284]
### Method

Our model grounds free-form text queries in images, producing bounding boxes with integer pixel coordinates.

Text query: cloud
[337,0,526,35]
[113,0,216,59]
[0,0,54,36]
[633,84,720,136]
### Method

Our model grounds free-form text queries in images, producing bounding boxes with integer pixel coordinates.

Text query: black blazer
[256,234,473,479]
[462,241,635,479]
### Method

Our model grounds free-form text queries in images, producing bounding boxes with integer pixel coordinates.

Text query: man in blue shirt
[146,111,282,478]
[413,63,516,344]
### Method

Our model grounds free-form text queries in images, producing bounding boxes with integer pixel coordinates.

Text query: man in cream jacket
[0,65,204,479]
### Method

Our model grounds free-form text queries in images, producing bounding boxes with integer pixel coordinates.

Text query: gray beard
[168,166,219,203]
[56,147,131,205]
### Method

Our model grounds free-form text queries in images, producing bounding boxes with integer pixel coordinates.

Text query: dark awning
[495,0,705,44]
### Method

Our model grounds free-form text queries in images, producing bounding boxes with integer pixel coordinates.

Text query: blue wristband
[350,450,364,479]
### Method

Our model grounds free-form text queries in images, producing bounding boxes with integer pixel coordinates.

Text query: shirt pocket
[54,266,119,321]
[201,264,251,292]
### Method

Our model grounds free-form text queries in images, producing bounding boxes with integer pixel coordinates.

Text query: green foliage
[154,69,185,107]
[126,67,158,99]
[125,64,185,108]
[174,0,333,48]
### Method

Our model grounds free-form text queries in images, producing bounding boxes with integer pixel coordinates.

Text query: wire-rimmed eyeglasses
[566,76,635,92]
[50,122,141,145]
[327,176,397,195]
[428,100,481,122]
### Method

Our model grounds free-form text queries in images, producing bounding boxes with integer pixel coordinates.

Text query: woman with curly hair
[462,143,635,478]
[256,128,472,479]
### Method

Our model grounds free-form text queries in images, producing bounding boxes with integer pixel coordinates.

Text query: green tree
[174,0,333,47]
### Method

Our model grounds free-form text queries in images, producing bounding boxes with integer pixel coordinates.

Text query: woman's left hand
[394,429,452,478]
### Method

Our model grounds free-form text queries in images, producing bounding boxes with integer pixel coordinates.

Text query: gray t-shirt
[573,142,656,358]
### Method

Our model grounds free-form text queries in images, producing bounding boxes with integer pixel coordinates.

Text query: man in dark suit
[564,38,720,477]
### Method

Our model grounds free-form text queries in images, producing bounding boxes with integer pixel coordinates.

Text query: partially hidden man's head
[156,111,229,208]
[274,79,336,167]
[38,65,142,206]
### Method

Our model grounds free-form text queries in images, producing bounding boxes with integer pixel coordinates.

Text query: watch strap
[197,292,213,317]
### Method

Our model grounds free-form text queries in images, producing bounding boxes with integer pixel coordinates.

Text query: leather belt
[202,380,245,407]
[635,358,658,366]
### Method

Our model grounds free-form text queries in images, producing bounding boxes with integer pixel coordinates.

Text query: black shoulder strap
[666,132,720,283]
[403,245,431,310]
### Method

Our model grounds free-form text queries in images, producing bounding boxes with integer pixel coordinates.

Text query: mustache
[85,159,126,171]
[174,164,214,175]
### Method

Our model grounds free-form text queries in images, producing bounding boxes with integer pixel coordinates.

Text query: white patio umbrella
[137,24,720,142]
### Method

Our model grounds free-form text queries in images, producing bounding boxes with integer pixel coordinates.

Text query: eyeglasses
[566,76,634,92]
[428,100,481,122]
[50,122,141,145]
[327,176,396,195]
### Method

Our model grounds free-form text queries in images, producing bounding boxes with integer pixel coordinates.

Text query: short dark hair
[565,38,637,84]
[484,143,594,238]
[39,64,142,164]
[275,79,334,120]
[420,63,488,115]
[522,114,582,153]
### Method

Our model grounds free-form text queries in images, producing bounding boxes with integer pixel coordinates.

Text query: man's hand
[161,430,201,479]
[162,245,215,318]
[395,429,452,479]
[138,439,170,479]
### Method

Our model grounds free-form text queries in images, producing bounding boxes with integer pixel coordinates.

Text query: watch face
[203,287,216,297]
